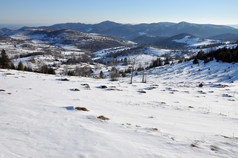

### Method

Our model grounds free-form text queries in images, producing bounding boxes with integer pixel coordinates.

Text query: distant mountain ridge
[1,21,238,49]
[30,21,238,41]
[209,33,238,42]
[4,28,132,52]
[0,28,13,35]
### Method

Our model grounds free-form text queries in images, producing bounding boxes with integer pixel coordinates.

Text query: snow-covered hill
[1,60,238,158]
[133,33,230,49]
[173,35,222,47]
[6,28,131,51]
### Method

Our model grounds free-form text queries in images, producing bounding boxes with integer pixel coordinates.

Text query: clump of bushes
[39,65,56,74]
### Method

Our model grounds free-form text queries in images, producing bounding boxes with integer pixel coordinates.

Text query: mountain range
[1,21,238,49]
[28,21,238,41]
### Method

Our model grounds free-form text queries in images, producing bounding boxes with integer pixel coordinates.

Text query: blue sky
[0,0,237,26]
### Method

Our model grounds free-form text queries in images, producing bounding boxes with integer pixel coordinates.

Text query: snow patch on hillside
[173,36,222,47]
[145,47,172,56]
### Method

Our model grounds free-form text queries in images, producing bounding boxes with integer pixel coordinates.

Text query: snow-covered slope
[1,60,238,158]
[173,35,223,47]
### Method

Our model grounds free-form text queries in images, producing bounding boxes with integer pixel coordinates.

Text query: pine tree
[40,65,48,73]
[48,67,56,74]
[24,66,28,71]
[17,61,24,70]
[10,62,15,69]
[99,71,104,78]
[193,58,199,64]
[164,57,170,65]
[0,49,10,68]
[157,58,162,66]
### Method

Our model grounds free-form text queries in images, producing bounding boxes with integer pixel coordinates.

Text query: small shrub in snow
[75,107,89,111]
[108,88,122,91]
[191,143,198,148]
[97,115,109,120]
[100,85,107,89]
[147,87,156,90]
[4,73,14,75]
[85,84,90,89]
[198,83,203,87]
[61,78,70,81]
[138,90,146,93]
[81,84,90,89]
[152,128,158,131]
[210,145,219,151]
[222,135,238,140]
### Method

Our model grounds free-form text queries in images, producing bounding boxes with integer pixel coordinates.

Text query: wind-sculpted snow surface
[0,61,238,157]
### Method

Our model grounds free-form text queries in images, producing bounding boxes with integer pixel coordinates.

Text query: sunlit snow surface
[1,60,238,158]
[173,35,223,47]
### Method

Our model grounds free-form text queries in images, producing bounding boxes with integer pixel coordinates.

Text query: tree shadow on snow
[64,106,75,110]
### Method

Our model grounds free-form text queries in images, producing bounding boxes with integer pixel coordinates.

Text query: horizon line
[1,21,238,29]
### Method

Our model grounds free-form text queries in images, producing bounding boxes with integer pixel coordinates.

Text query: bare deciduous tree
[75,66,92,77]
[129,58,136,84]
[142,69,147,83]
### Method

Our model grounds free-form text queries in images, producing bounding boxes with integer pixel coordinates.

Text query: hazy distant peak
[98,20,118,24]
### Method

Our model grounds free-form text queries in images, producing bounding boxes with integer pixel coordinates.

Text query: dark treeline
[105,46,146,59]
[194,46,238,63]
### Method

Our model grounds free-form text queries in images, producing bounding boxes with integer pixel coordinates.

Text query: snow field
[1,60,238,158]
